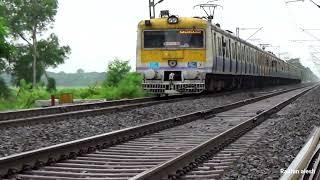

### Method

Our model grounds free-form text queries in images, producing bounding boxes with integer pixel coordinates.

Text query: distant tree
[77,68,85,74]
[2,0,59,87]
[104,59,131,86]
[47,71,105,87]
[46,77,56,92]
[287,58,319,82]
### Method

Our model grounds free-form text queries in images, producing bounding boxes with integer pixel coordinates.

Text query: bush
[0,77,11,99]
[104,59,131,87]
[117,73,144,98]
[46,77,56,92]
[16,79,50,108]
[0,71,146,111]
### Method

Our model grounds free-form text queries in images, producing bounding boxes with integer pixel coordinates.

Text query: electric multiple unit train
[136,13,302,95]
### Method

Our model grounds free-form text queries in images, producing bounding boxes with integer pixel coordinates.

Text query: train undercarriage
[143,73,301,95]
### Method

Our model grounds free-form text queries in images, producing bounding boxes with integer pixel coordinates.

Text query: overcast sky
[49,0,320,75]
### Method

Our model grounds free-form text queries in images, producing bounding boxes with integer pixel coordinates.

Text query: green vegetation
[10,34,71,85]
[287,58,319,82]
[0,11,12,100]
[0,60,146,111]
[0,78,11,99]
[104,59,131,86]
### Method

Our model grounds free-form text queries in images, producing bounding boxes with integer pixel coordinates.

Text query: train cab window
[143,30,204,49]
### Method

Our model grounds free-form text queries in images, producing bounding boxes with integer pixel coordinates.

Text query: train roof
[138,17,208,30]
[211,23,301,69]
[211,24,272,57]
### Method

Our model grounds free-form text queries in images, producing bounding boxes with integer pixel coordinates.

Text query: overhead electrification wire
[309,0,320,8]
[283,0,320,71]
[284,0,320,46]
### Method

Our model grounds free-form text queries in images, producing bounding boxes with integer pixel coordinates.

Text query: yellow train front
[136,16,209,95]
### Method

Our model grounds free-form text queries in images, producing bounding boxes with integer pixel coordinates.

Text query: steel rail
[308,148,320,180]
[280,127,320,180]
[0,95,192,121]
[0,85,300,127]
[131,85,317,180]
[0,84,308,123]
[0,85,313,178]
[0,93,212,127]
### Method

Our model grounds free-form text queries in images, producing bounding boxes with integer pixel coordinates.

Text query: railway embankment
[222,85,320,179]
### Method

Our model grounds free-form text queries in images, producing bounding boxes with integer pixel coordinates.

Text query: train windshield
[143,30,204,49]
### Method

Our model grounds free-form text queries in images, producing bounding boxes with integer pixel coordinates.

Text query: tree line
[287,58,319,82]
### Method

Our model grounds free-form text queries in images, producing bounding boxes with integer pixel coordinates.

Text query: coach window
[217,37,222,57]
[246,47,248,63]
[220,38,223,57]
[243,46,245,63]
[244,47,249,74]
[226,39,230,59]
[234,43,237,59]
[247,49,250,64]
[243,46,245,62]
[249,49,251,63]
[231,43,235,60]
[247,49,250,74]
[241,46,244,62]
[250,50,253,73]
[253,51,256,73]
[238,45,241,62]
[217,37,220,56]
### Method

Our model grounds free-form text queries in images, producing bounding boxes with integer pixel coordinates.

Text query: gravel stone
[0,84,307,157]
[222,85,320,179]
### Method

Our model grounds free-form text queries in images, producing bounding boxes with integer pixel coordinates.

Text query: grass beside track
[0,78,146,111]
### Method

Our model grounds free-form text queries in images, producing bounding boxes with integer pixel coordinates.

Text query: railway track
[0,94,201,126]
[0,84,303,127]
[0,84,316,180]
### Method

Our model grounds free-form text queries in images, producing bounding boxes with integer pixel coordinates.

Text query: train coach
[136,13,302,95]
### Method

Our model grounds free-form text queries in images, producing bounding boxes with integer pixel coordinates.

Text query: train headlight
[144,69,156,79]
[168,60,178,67]
[183,71,199,80]
[167,15,179,24]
